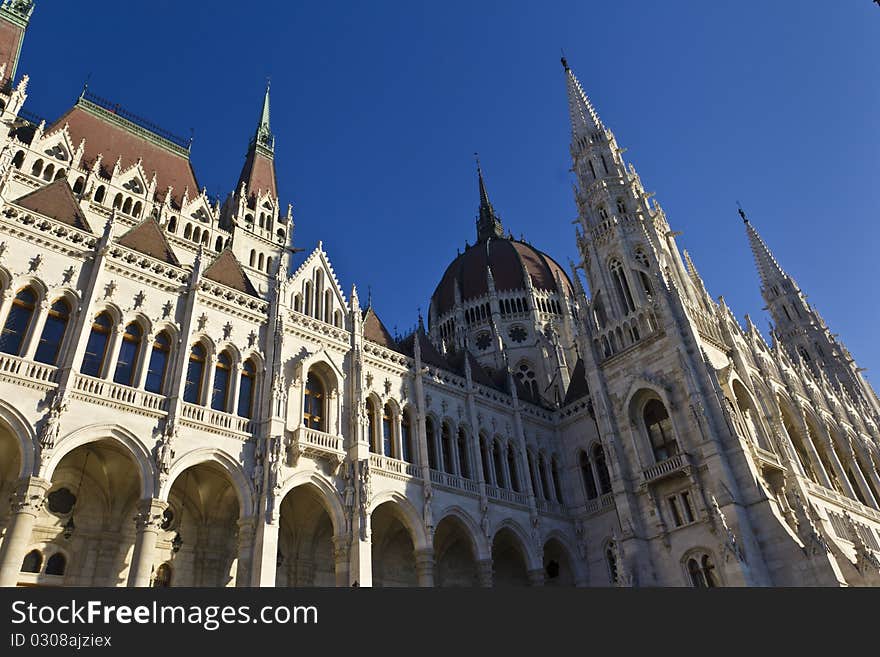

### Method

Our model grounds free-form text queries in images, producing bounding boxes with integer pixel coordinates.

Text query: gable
[362,306,397,349]
[288,245,348,310]
[203,249,259,296]
[116,218,180,266]
[13,179,91,232]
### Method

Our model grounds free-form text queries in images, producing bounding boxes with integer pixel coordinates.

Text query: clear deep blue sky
[16,2,880,383]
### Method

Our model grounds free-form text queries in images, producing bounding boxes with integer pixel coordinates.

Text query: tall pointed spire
[253,79,274,154]
[740,208,787,292]
[475,154,504,242]
[562,57,603,140]
[237,82,278,202]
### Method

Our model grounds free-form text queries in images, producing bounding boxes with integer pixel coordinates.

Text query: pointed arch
[275,470,346,536]
[368,490,430,551]
[159,447,253,520]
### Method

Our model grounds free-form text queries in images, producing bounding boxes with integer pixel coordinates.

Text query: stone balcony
[753,446,785,473]
[583,491,616,516]
[180,401,252,437]
[72,373,168,418]
[0,353,58,391]
[641,452,693,487]
[487,484,530,508]
[370,454,420,481]
[430,470,481,497]
[801,478,880,525]
[290,427,345,470]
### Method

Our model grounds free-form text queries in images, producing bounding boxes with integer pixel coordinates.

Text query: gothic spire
[475,155,504,242]
[237,82,278,201]
[741,208,787,292]
[253,80,274,154]
[562,57,603,140]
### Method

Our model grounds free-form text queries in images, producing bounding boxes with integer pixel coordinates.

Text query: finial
[560,49,569,71]
[736,200,748,224]
[367,285,372,308]
[80,73,91,99]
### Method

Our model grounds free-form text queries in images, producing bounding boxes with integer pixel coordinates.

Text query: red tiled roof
[13,179,91,232]
[362,306,397,349]
[237,149,277,201]
[116,217,180,266]
[202,249,259,296]
[49,103,199,209]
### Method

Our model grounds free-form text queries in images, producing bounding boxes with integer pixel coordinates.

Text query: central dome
[429,235,572,323]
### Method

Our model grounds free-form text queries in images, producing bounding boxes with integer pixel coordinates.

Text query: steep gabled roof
[203,249,259,296]
[362,306,397,349]
[116,217,180,266]
[563,358,590,406]
[13,179,91,232]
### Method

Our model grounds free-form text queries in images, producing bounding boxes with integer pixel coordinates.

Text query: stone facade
[0,2,879,587]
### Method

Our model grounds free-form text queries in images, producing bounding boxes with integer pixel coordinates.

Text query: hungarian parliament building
[0,0,879,588]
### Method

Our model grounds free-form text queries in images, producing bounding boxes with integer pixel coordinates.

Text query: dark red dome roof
[430,236,573,320]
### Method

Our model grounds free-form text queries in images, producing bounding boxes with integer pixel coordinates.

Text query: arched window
[687,554,718,588]
[249,250,256,267]
[113,322,142,386]
[493,441,506,488]
[610,259,635,314]
[42,163,55,181]
[580,450,598,500]
[528,451,541,497]
[72,176,85,194]
[238,359,256,418]
[0,287,36,356]
[132,201,142,218]
[183,343,206,404]
[211,351,232,411]
[401,411,414,463]
[304,282,312,316]
[643,399,678,462]
[215,236,223,252]
[366,397,379,452]
[112,193,122,210]
[145,331,171,394]
[324,290,332,324]
[593,443,612,494]
[539,454,551,499]
[382,404,394,457]
[334,310,342,328]
[507,447,519,492]
[167,216,177,233]
[45,553,66,576]
[21,549,42,573]
[266,256,273,273]
[30,159,43,177]
[457,428,470,479]
[616,198,626,214]
[192,227,201,243]
[11,150,24,169]
[552,457,563,502]
[515,361,539,402]
[34,299,70,365]
[294,294,302,313]
[94,185,106,203]
[258,253,265,271]
[303,372,325,431]
[153,563,172,588]
[442,423,455,474]
[426,417,437,469]
[183,224,192,240]
[606,545,618,584]
[81,312,112,377]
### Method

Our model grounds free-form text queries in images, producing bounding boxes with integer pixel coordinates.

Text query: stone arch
[44,424,154,499]
[276,470,346,536]
[490,521,535,585]
[0,398,36,479]
[433,508,483,587]
[159,448,253,520]
[368,490,429,551]
[542,534,578,586]
[435,505,489,559]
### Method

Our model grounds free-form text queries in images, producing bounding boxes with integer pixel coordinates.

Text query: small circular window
[508,325,527,343]
[476,332,492,350]
[47,488,76,515]
[161,508,176,531]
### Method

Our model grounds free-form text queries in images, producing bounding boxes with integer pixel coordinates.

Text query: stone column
[528,567,545,587]
[235,517,256,587]
[249,517,279,587]
[101,325,124,380]
[203,354,217,407]
[415,548,435,587]
[477,558,493,587]
[127,498,168,587]
[0,288,15,332]
[229,363,242,417]
[0,477,50,587]
[21,299,49,360]
[332,534,350,587]
[134,332,154,390]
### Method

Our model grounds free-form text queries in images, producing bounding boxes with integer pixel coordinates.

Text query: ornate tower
[0,0,33,83]
[742,209,880,417]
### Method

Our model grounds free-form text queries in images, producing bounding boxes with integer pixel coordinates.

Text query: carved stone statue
[39,396,68,451]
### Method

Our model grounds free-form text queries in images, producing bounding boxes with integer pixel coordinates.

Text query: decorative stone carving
[710,494,745,563]
[38,395,67,452]
[358,458,371,541]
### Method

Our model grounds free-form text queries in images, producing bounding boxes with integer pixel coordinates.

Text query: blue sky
[16,2,880,383]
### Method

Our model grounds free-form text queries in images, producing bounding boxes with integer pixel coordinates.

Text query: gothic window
[782,410,817,482]
[334,310,343,328]
[81,312,112,378]
[192,227,202,244]
[593,443,612,494]
[113,322,143,387]
[324,290,333,324]
[94,185,106,203]
[47,488,76,515]
[42,163,54,181]
[616,198,626,214]
[601,154,609,174]
[304,282,312,317]
[634,249,649,269]
[184,224,192,240]
[493,440,506,488]
[426,417,438,469]
[167,216,177,233]
[21,550,42,573]
[509,324,527,343]
[476,332,491,350]
[11,150,24,169]
[643,399,678,463]
[507,446,519,492]
[638,271,653,299]
[249,250,256,267]
[580,450,598,500]
[606,544,618,584]
[266,256,273,273]
[588,160,597,179]
[382,403,394,458]
[211,351,232,411]
[442,423,455,474]
[238,359,256,418]
[539,453,552,499]
[481,435,492,483]
[145,331,171,394]
[45,553,66,576]
[515,361,539,401]
[458,428,470,479]
[366,397,379,452]
[0,287,36,356]
[72,176,85,194]
[293,294,302,312]
[610,259,635,314]
[215,236,223,252]
[304,372,325,431]
[258,253,265,271]
[183,343,207,404]
[593,292,608,330]
[31,159,43,177]
[528,451,541,498]
[687,554,718,588]
[551,457,563,502]
[401,410,413,463]
[598,205,608,220]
